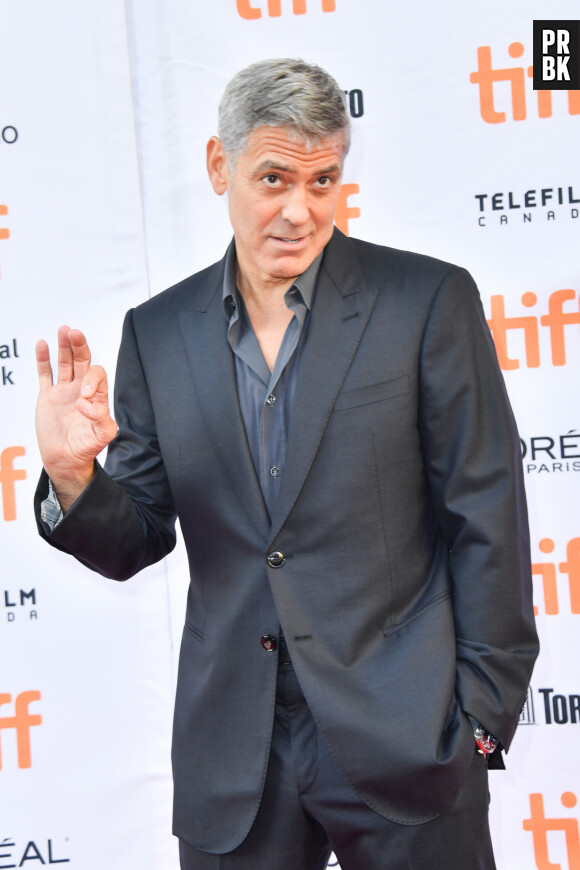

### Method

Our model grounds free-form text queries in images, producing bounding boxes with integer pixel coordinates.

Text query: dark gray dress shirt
[222,243,321,518]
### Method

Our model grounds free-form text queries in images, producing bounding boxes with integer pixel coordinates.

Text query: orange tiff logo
[0,204,8,279]
[486,289,580,370]
[532,538,580,617]
[0,446,27,521]
[237,0,334,18]
[0,204,8,240]
[524,792,580,870]
[335,183,360,236]
[0,691,42,770]
[470,42,580,123]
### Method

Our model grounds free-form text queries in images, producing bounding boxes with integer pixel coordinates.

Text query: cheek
[314,211,338,240]
[240,201,276,235]
[315,198,339,225]
[256,200,280,227]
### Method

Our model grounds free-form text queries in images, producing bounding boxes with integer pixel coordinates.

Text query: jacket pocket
[334,374,410,412]
[382,590,452,638]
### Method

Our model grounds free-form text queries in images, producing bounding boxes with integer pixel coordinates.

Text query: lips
[268,234,311,253]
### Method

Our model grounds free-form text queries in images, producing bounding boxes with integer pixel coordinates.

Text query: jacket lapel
[176,255,271,542]
[269,230,379,543]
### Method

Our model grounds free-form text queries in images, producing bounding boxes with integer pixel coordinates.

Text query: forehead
[239,126,344,171]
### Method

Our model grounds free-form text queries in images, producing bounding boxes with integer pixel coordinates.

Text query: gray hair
[218,58,351,163]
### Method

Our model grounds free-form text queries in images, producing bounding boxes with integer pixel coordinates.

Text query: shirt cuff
[40,479,64,531]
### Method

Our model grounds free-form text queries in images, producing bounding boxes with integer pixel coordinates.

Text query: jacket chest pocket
[333,374,411,412]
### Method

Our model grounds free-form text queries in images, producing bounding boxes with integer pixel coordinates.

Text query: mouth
[272,236,306,246]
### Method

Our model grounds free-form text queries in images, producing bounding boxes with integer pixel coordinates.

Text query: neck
[236,263,295,314]
[235,265,295,373]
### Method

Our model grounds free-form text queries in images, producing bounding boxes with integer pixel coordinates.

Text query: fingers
[77,364,108,403]
[56,325,73,383]
[57,326,92,383]
[76,365,118,446]
[35,339,54,390]
[38,328,111,423]
[37,326,94,388]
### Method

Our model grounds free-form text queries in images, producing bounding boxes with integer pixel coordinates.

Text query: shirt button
[266,394,277,406]
[267,551,285,568]
[261,634,277,652]
[270,466,281,478]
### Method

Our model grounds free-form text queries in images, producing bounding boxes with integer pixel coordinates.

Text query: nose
[280,184,309,226]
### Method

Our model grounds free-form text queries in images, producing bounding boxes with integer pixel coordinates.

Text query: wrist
[46,465,95,513]
[468,715,498,757]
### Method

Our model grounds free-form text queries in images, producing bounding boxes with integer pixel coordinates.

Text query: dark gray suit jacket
[36,229,539,853]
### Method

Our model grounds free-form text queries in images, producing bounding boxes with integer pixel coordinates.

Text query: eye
[316,175,332,187]
[263,174,280,186]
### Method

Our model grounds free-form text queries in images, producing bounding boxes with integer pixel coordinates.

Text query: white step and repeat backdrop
[1,1,578,868]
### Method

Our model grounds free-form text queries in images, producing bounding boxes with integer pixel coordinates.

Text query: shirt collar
[222,240,323,323]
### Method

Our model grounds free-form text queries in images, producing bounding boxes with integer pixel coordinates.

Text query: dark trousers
[179,661,496,870]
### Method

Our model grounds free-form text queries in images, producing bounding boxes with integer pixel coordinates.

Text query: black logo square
[533,20,580,90]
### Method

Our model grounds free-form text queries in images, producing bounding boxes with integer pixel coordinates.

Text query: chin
[270,251,315,275]
[267,261,306,280]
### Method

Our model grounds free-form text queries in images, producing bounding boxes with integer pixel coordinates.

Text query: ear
[207,136,229,195]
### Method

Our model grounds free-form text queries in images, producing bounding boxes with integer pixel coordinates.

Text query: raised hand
[35,326,118,512]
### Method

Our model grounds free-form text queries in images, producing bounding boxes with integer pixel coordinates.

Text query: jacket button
[267,550,285,568]
[261,634,277,652]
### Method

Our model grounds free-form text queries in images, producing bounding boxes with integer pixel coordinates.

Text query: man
[35,59,538,869]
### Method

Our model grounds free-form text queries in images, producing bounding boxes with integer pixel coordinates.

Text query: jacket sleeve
[34,309,177,581]
[418,266,539,752]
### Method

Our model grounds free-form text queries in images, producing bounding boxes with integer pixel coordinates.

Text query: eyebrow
[255,161,342,175]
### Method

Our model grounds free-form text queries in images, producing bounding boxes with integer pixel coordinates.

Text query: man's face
[207,126,344,293]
